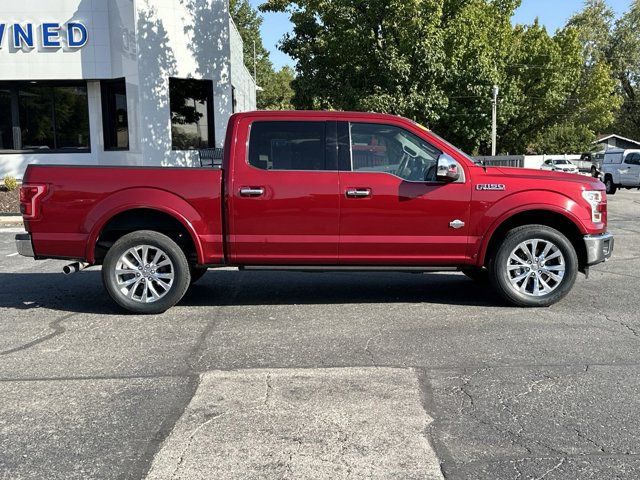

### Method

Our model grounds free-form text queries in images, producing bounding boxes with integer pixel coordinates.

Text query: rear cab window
[248,121,331,171]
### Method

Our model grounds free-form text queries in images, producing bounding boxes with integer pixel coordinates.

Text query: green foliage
[3,176,18,192]
[261,0,625,154]
[230,0,294,110]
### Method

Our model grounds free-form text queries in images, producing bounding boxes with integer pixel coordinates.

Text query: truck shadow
[0,270,501,314]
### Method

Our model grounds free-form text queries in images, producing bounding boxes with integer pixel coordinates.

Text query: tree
[261,0,449,121]
[609,0,640,139]
[262,0,623,154]
[566,0,615,65]
[230,0,294,109]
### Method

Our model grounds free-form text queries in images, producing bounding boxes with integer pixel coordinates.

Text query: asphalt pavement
[1,190,639,479]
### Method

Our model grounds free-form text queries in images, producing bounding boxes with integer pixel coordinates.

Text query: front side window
[101,79,129,151]
[248,121,327,171]
[169,78,214,150]
[0,81,89,152]
[349,123,441,182]
[625,153,639,165]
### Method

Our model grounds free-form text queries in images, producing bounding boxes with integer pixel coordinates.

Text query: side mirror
[436,154,461,183]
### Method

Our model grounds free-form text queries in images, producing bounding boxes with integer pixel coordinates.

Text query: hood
[490,167,603,188]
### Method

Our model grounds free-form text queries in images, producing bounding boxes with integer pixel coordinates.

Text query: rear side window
[248,121,327,171]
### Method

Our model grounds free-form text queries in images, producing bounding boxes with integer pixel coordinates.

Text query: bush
[3,176,18,192]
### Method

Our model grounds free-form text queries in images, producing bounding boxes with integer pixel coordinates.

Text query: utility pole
[491,85,499,157]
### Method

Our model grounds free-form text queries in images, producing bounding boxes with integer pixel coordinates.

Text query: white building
[0,0,256,178]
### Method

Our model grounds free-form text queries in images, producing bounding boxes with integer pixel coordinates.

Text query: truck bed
[23,165,224,265]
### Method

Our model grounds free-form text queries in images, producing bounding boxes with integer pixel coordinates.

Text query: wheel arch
[479,208,588,272]
[84,188,205,265]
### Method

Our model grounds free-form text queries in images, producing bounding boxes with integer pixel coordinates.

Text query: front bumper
[584,232,614,266]
[15,233,35,258]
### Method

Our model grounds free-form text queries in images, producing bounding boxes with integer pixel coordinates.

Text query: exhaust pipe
[63,262,89,275]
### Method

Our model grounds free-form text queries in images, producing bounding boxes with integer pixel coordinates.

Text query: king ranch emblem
[476,184,506,191]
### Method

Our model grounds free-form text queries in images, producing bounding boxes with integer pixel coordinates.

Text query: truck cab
[601,149,640,194]
[16,111,614,313]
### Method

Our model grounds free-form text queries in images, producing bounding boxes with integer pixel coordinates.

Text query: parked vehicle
[16,111,614,313]
[579,152,606,177]
[540,159,580,174]
[600,149,640,194]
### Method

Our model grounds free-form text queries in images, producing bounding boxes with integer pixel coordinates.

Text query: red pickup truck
[16,111,613,313]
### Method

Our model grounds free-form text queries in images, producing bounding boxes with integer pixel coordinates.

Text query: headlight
[582,190,604,223]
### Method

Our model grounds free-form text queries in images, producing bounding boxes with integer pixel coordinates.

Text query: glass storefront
[0,81,89,152]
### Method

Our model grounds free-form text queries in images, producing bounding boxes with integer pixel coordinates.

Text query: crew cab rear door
[228,118,340,265]
[337,120,472,265]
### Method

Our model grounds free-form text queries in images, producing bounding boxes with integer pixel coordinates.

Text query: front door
[337,121,472,266]
[229,119,340,265]
[621,152,640,186]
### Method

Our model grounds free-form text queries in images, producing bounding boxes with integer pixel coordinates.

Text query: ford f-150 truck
[16,111,614,313]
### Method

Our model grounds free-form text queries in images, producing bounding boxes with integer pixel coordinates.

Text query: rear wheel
[102,230,191,314]
[489,225,578,307]
[591,166,599,178]
[604,176,617,195]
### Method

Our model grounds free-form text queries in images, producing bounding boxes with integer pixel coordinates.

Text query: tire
[462,267,489,283]
[604,176,617,195]
[489,225,578,308]
[102,230,191,314]
[591,166,599,178]
[190,266,208,285]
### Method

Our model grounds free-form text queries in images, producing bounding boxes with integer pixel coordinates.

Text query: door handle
[239,187,265,197]
[346,188,372,198]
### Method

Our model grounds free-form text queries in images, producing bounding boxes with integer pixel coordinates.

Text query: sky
[251,0,634,70]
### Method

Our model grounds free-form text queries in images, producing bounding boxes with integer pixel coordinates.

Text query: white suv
[601,149,640,195]
[540,159,579,173]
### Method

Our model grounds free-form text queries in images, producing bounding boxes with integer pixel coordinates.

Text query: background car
[540,159,580,173]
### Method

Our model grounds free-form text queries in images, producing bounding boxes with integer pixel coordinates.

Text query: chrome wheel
[114,245,174,303]
[506,239,565,297]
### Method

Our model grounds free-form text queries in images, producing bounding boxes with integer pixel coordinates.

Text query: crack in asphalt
[573,427,607,453]
[0,312,77,356]
[363,331,382,368]
[534,457,565,480]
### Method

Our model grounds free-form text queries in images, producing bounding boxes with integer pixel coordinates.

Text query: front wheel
[489,225,578,307]
[604,176,617,195]
[102,230,191,314]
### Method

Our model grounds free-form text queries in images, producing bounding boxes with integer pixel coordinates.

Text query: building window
[0,81,90,153]
[169,78,214,150]
[248,121,327,171]
[0,88,12,150]
[101,79,129,151]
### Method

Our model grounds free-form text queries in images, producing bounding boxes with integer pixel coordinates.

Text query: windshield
[555,160,570,164]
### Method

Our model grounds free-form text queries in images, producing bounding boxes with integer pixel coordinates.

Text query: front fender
[83,187,206,264]
[473,190,590,266]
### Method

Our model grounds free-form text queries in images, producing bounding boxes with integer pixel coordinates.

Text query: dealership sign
[0,22,88,49]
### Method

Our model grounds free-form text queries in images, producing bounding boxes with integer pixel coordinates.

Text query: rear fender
[83,188,205,264]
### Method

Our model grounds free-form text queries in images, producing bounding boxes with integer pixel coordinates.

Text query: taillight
[19,184,47,220]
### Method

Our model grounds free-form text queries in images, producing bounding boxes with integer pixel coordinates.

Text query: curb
[0,215,23,224]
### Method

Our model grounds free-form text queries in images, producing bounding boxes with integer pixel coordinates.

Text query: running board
[239,266,459,273]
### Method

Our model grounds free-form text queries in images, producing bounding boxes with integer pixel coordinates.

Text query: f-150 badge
[476,184,506,191]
